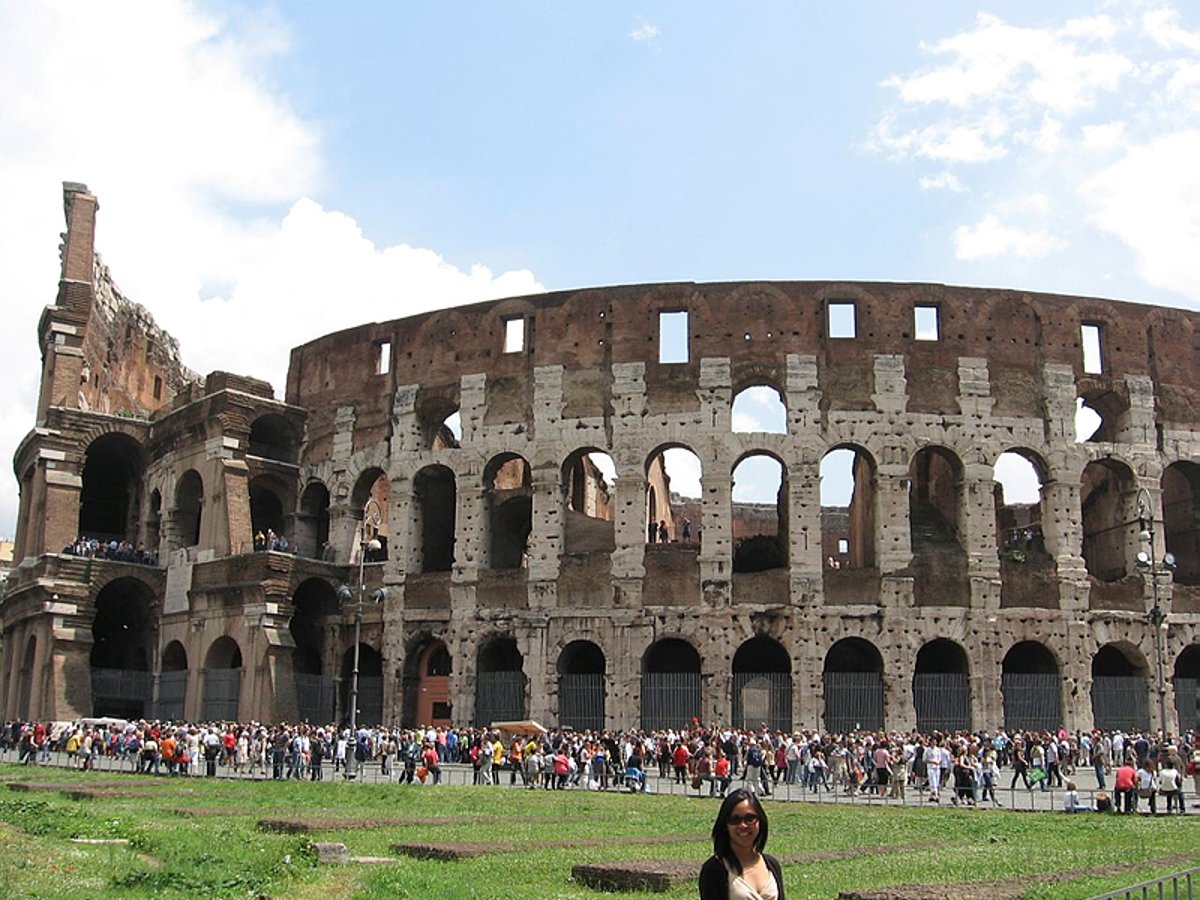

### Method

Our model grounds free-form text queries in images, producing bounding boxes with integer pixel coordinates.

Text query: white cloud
[918,172,966,192]
[630,21,660,42]
[954,214,1066,260]
[1081,120,1128,151]
[1080,130,1200,297]
[0,1,543,538]
[1143,7,1200,51]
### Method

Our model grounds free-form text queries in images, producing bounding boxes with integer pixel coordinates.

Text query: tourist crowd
[2,718,1197,814]
[61,536,158,566]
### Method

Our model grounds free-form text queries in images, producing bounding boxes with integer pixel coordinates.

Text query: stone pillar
[699,470,733,590]
[874,463,912,575]
[788,459,822,604]
[391,384,421,454]
[527,461,562,585]
[453,465,484,585]
[872,354,907,414]
[389,474,415,579]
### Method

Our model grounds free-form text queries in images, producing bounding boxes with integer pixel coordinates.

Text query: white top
[726,862,779,900]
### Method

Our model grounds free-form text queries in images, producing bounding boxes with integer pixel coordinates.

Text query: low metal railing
[1089,866,1197,900]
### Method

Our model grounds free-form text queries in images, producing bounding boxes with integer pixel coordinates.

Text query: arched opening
[484,455,531,570]
[909,446,968,605]
[1080,460,1137,582]
[645,445,701,544]
[820,447,877,583]
[1162,462,1200,586]
[641,638,701,731]
[822,638,884,733]
[732,453,787,573]
[732,636,791,732]
[289,579,338,724]
[296,481,331,560]
[414,640,453,727]
[562,450,616,553]
[90,577,156,719]
[1075,390,1125,444]
[174,470,203,548]
[414,465,456,572]
[912,639,970,732]
[1001,641,1062,732]
[158,640,187,721]
[475,636,526,726]
[994,451,1048,556]
[1091,643,1150,732]
[248,414,298,463]
[249,474,290,550]
[1173,645,1200,734]
[557,640,606,730]
[17,635,36,720]
[78,433,145,544]
[432,409,462,450]
[731,384,787,434]
[202,636,242,722]
[351,468,390,562]
[340,643,384,727]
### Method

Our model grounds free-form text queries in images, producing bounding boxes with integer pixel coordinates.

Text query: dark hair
[711,788,769,874]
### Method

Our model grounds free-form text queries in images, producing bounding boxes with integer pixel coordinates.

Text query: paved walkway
[3,750,1195,815]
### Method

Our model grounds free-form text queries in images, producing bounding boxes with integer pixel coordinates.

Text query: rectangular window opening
[1081,323,1103,374]
[828,302,857,339]
[504,317,525,354]
[914,305,940,341]
[152,376,163,401]
[659,310,689,363]
[837,538,849,555]
[377,341,391,375]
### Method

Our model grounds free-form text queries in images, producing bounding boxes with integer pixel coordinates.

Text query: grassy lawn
[0,763,1194,899]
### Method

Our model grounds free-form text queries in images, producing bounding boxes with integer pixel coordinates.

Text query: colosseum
[2,182,1198,736]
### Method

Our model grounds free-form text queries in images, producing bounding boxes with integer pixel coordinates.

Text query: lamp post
[1134,488,1176,736]
[336,497,387,780]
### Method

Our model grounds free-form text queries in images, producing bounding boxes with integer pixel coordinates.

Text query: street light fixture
[336,496,387,780]
[1134,487,1176,736]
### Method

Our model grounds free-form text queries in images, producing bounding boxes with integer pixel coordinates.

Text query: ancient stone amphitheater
[3,183,1198,735]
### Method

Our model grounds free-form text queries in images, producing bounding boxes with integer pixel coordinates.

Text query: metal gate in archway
[1173,677,1198,733]
[641,672,700,731]
[156,670,187,721]
[91,668,152,719]
[1001,673,1061,732]
[732,672,792,733]
[559,673,604,731]
[202,668,241,721]
[1091,676,1149,732]
[295,673,335,725]
[475,671,526,726]
[823,672,883,733]
[913,673,970,733]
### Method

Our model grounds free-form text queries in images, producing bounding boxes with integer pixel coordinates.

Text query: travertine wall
[3,183,1198,733]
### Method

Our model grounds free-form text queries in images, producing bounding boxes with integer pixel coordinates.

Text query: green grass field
[0,763,1194,899]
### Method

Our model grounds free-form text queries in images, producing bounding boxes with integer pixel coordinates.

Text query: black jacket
[699,853,785,899]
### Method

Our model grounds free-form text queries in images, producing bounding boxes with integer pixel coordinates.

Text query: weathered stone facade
[3,183,1198,734]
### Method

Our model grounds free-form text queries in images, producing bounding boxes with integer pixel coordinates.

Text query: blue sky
[1,1,1199,537]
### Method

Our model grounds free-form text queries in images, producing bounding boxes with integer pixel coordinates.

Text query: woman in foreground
[699,788,785,899]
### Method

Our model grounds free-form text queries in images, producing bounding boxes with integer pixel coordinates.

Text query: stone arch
[475,635,526,726]
[340,643,384,727]
[1076,387,1128,444]
[417,387,462,450]
[1162,461,1200,586]
[159,639,188,721]
[249,473,292,550]
[408,639,453,728]
[174,469,203,548]
[290,578,338,723]
[484,454,531,570]
[248,413,298,464]
[296,480,331,559]
[1091,642,1150,732]
[909,445,968,606]
[821,443,877,572]
[557,639,606,731]
[1080,459,1137,582]
[1173,644,1200,734]
[641,637,701,731]
[413,465,457,572]
[202,636,242,722]
[1000,640,1062,732]
[645,443,702,544]
[731,450,787,573]
[350,467,390,561]
[561,448,616,554]
[912,638,970,733]
[79,432,146,544]
[731,383,787,435]
[731,635,791,733]
[90,576,157,718]
[822,637,884,732]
